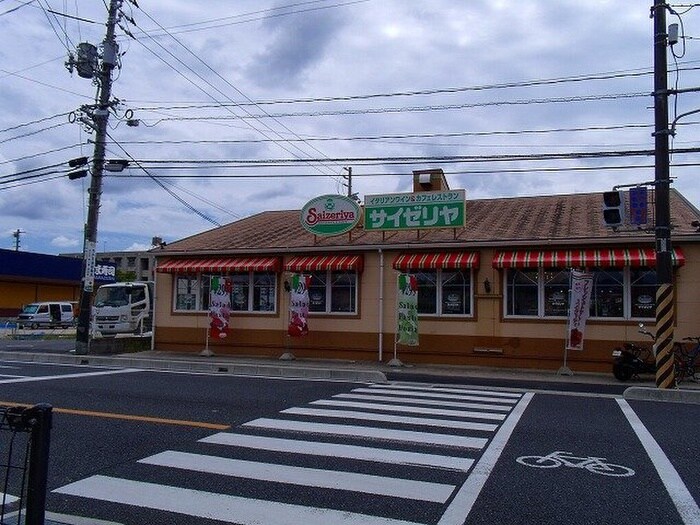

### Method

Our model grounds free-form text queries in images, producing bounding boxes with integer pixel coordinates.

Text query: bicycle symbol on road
[516,451,635,477]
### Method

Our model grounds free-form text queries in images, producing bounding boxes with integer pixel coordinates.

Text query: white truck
[93,281,154,336]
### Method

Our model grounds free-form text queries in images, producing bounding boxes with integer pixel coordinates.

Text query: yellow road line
[0,401,230,430]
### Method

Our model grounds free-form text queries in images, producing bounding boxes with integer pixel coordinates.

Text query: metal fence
[0,404,52,525]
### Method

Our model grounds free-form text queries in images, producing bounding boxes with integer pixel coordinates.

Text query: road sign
[628,186,649,226]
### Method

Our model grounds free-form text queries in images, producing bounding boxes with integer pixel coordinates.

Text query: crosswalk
[54,382,533,525]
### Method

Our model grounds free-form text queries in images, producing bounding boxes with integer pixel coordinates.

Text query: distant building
[61,250,155,282]
[0,249,81,317]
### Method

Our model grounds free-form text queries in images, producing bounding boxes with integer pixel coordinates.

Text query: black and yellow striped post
[655,283,675,388]
[652,0,675,389]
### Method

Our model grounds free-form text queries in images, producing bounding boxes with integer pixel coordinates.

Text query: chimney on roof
[412,168,449,192]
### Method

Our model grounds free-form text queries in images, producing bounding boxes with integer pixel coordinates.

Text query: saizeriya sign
[300,194,361,236]
[364,189,466,231]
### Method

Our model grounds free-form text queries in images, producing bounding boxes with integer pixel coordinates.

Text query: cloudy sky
[2,1,700,255]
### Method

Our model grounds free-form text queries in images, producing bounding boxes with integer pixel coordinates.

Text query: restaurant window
[406,269,473,316]
[174,272,277,313]
[308,270,357,314]
[506,269,539,316]
[441,270,471,315]
[543,270,569,317]
[504,267,657,319]
[175,275,198,311]
[630,269,656,318]
[590,270,624,318]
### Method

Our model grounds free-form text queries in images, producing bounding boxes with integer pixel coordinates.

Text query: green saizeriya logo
[301,194,361,236]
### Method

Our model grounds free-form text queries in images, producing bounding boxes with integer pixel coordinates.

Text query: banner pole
[200,276,214,357]
[557,270,574,376]
[201,309,213,357]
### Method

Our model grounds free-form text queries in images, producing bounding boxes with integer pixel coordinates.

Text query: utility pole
[652,0,675,388]
[343,166,353,198]
[343,166,359,202]
[74,0,122,355]
[12,229,23,251]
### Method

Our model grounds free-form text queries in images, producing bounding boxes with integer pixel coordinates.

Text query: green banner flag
[397,274,419,346]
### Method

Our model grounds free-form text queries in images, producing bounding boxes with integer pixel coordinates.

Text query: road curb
[0,351,388,384]
[623,385,700,404]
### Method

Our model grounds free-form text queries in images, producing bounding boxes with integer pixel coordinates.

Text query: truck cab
[94,281,154,335]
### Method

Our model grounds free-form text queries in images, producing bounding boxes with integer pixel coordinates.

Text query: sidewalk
[1,343,699,403]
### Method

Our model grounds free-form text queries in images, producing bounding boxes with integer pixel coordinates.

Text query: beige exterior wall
[153,243,700,372]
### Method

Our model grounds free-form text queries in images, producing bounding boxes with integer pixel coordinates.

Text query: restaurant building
[151,172,700,373]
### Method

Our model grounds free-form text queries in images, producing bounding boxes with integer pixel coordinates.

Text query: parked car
[17,301,75,329]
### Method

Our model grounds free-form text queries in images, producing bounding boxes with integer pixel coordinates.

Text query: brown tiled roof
[156,190,700,255]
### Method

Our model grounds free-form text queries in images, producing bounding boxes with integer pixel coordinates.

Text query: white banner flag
[566,270,594,351]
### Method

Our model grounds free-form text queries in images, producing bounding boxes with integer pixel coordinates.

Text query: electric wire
[126,12,341,183]
[131,5,345,183]
[126,0,371,38]
[105,132,221,227]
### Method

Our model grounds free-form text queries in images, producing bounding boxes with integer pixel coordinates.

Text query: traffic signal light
[68,156,88,168]
[68,169,88,180]
[602,190,624,227]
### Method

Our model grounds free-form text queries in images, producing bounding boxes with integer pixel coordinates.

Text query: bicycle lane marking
[437,392,534,525]
[460,393,684,525]
[617,399,700,525]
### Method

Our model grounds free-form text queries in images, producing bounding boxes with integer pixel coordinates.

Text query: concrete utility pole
[343,166,353,198]
[75,0,122,355]
[12,229,23,251]
[651,0,675,388]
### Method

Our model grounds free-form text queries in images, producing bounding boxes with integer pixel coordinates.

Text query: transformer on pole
[73,0,123,355]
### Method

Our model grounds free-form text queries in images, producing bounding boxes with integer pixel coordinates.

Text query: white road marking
[334,393,513,412]
[200,433,475,471]
[0,368,141,384]
[311,399,506,421]
[140,450,456,502]
[1,492,19,505]
[352,387,519,405]
[54,475,427,525]
[282,407,498,432]
[437,392,535,525]
[617,399,700,525]
[244,418,488,449]
[375,383,522,398]
[0,374,25,379]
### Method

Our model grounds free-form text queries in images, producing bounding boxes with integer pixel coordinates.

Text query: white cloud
[50,235,79,248]
[1,1,699,255]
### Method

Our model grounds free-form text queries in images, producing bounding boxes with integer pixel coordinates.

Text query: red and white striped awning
[392,252,480,270]
[492,247,685,268]
[284,254,364,272]
[156,256,282,273]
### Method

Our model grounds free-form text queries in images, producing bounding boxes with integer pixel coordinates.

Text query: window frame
[172,272,277,314]
[502,267,658,320]
[405,268,474,317]
[306,269,359,315]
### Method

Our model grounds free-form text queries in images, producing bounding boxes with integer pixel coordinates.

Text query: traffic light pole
[75,0,121,355]
[652,0,675,388]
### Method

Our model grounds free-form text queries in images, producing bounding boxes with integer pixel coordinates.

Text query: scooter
[612,323,657,381]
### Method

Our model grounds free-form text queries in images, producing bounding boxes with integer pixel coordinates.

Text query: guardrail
[0,404,52,525]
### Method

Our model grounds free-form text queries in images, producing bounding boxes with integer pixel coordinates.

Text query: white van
[17,302,75,329]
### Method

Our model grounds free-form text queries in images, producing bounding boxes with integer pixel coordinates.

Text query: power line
[125,0,371,38]
[130,5,344,182]
[105,132,221,227]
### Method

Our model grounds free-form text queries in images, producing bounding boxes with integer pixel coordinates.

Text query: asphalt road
[0,360,698,525]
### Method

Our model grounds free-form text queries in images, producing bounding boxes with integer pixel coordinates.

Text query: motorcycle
[612,323,657,381]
